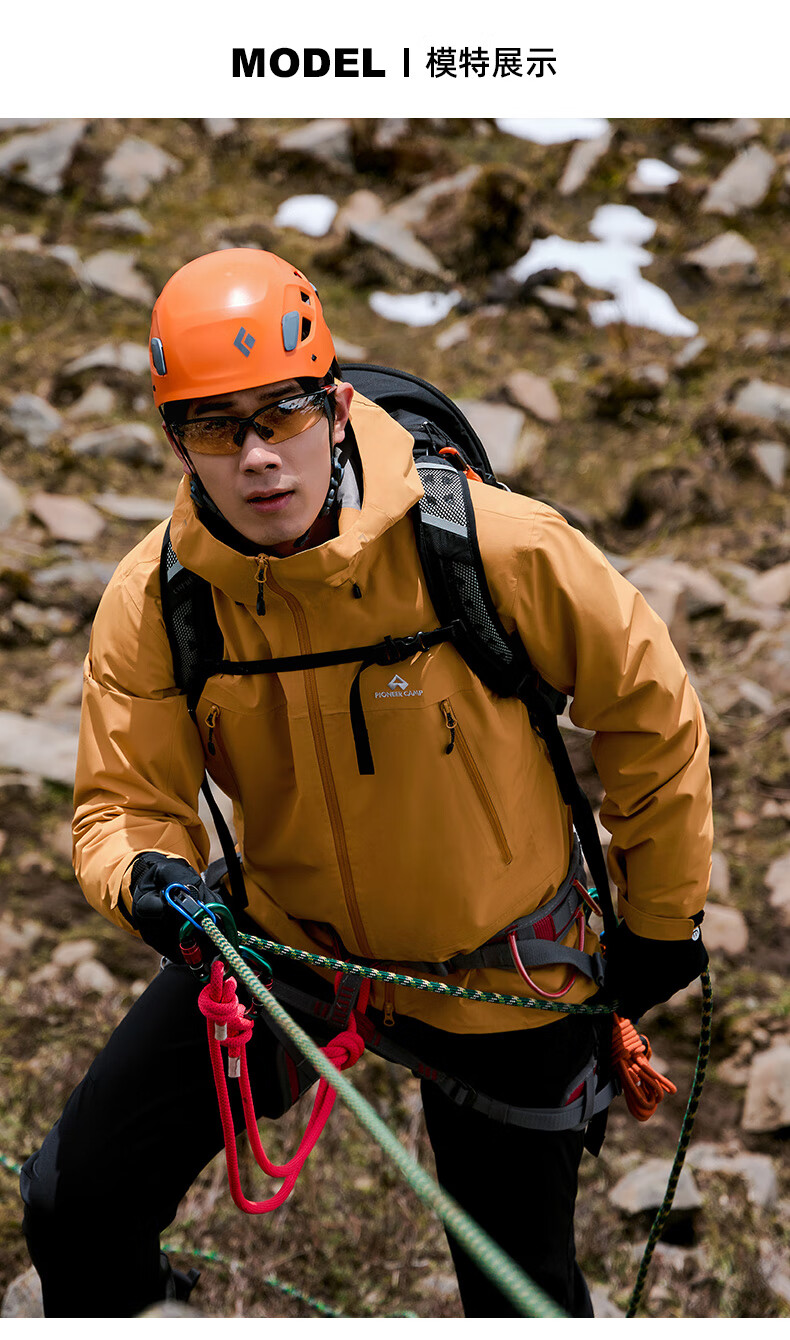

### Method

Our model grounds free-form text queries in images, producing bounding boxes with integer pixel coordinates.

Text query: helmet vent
[300,290,312,304]
[301,316,312,341]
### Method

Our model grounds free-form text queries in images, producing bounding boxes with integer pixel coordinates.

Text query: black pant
[20,959,603,1318]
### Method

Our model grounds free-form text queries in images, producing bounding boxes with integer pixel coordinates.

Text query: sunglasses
[171,386,336,456]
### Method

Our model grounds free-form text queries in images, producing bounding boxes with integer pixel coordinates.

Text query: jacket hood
[169,391,424,603]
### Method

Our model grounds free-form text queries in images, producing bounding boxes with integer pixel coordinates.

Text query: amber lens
[179,393,328,456]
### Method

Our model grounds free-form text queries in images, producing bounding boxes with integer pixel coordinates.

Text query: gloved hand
[603,920,708,1023]
[128,851,209,962]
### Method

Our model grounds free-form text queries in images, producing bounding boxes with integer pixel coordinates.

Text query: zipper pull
[205,705,219,756]
[383,982,396,1027]
[440,700,456,755]
[255,555,270,615]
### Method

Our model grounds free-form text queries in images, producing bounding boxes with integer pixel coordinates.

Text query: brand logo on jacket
[374,673,423,700]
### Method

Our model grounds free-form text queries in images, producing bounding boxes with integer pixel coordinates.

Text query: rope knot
[324,1028,365,1071]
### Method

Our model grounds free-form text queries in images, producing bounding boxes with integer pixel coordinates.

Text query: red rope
[198,961,367,1214]
[611,1013,677,1122]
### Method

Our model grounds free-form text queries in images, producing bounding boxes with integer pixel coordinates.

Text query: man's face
[171,379,354,555]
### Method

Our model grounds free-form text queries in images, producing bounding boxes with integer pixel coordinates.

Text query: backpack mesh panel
[450,558,515,666]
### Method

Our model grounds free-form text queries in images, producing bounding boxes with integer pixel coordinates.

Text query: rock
[65,383,118,420]
[530,287,578,318]
[672,336,711,373]
[558,127,613,196]
[0,913,41,963]
[454,400,543,477]
[6,392,63,448]
[748,561,790,606]
[138,1301,205,1318]
[332,336,368,362]
[742,1044,790,1131]
[765,853,790,927]
[683,231,758,282]
[0,120,86,195]
[759,1242,790,1307]
[413,163,535,282]
[92,492,172,522]
[29,492,105,544]
[0,282,18,316]
[70,423,163,467]
[686,1143,778,1208]
[750,441,787,488]
[74,958,117,996]
[0,1265,44,1318]
[61,340,151,381]
[702,145,777,216]
[590,1285,625,1318]
[332,189,384,234]
[609,1158,702,1215]
[0,470,24,532]
[502,370,561,424]
[82,250,155,305]
[0,709,78,786]
[347,213,449,280]
[671,145,703,168]
[387,168,482,232]
[702,902,748,955]
[709,850,731,902]
[7,602,79,642]
[278,119,352,168]
[32,557,115,616]
[51,938,98,967]
[625,559,728,620]
[203,118,237,139]
[731,379,790,428]
[93,207,153,237]
[695,119,762,147]
[101,136,181,204]
[435,321,471,351]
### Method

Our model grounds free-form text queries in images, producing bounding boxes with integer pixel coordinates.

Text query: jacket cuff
[617,895,698,940]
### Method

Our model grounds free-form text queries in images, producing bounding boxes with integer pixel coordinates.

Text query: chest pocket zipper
[440,699,512,865]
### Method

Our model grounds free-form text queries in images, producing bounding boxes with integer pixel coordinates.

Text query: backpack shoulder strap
[160,522,224,715]
[159,523,248,914]
[413,459,618,941]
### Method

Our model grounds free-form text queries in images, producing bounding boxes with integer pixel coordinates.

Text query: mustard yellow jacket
[73,393,713,1032]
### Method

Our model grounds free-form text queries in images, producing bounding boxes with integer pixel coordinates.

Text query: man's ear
[331,382,355,445]
[163,425,193,474]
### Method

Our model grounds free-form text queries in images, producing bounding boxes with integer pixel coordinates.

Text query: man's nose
[239,425,281,467]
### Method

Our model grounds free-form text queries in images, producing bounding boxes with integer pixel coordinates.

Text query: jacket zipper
[440,699,512,865]
[383,981,396,1027]
[205,705,219,755]
[255,555,270,615]
[262,563,374,958]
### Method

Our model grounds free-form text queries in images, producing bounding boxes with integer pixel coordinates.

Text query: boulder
[454,400,544,477]
[686,1143,778,1208]
[702,902,748,955]
[92,493,173,522]
[388,167,481,229]
[74,958,117,996]
[609,1158,702,1215]
[101,136,181,204]
[702,145,777,216]
[0,1266,44,1318]
[742,1044,790,1132]
[683,231,758,283]
[0,120,86,195]
[51,938,98,968]
[60,340,151,381]
[558,127,613,196]
[695,119,761,147]
[70,423,163,467]
[29,492,105,544]
[65,383,118,421]
[6,392,63,448]
[82,250,155,305]
[502,370,561,424]
[0,470,24,532]
[347,214,448,280]
[709,850,731,902]
[277,119,352,168]
[765,852,790,927]
[0,710,78,786]
[623,557,728,618]
[750,441,787,489]
[731,379,790,428]
[202,119,237,138]
[93,207,153,237]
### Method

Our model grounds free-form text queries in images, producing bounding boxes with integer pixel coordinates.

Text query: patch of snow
[635,158,681,188]
[508,205,696,339]
[496,119,609,145]
[273,194,338,237]
[368,290,462,327]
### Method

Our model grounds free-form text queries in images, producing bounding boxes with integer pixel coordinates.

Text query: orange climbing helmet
[149,248,337,413]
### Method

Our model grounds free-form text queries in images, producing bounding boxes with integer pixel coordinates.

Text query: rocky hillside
[0,117,789,1318]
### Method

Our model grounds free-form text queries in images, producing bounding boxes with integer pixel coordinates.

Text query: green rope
[199,913,566,1319]
[237,932,616,1014]
[0,1152,22,1176]
[625,968,713,1318]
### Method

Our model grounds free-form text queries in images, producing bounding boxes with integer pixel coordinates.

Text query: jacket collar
[169,391,424,602]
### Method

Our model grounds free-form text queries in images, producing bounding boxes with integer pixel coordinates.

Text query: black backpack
[160,364,618,941]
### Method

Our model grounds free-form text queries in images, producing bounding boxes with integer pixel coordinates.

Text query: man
[20,248,712,1318]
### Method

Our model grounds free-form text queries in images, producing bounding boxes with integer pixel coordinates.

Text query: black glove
[127,851,209,962]
[603,920,708,1023]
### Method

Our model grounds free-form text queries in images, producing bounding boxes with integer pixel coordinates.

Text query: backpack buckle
[378,632,430,665]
